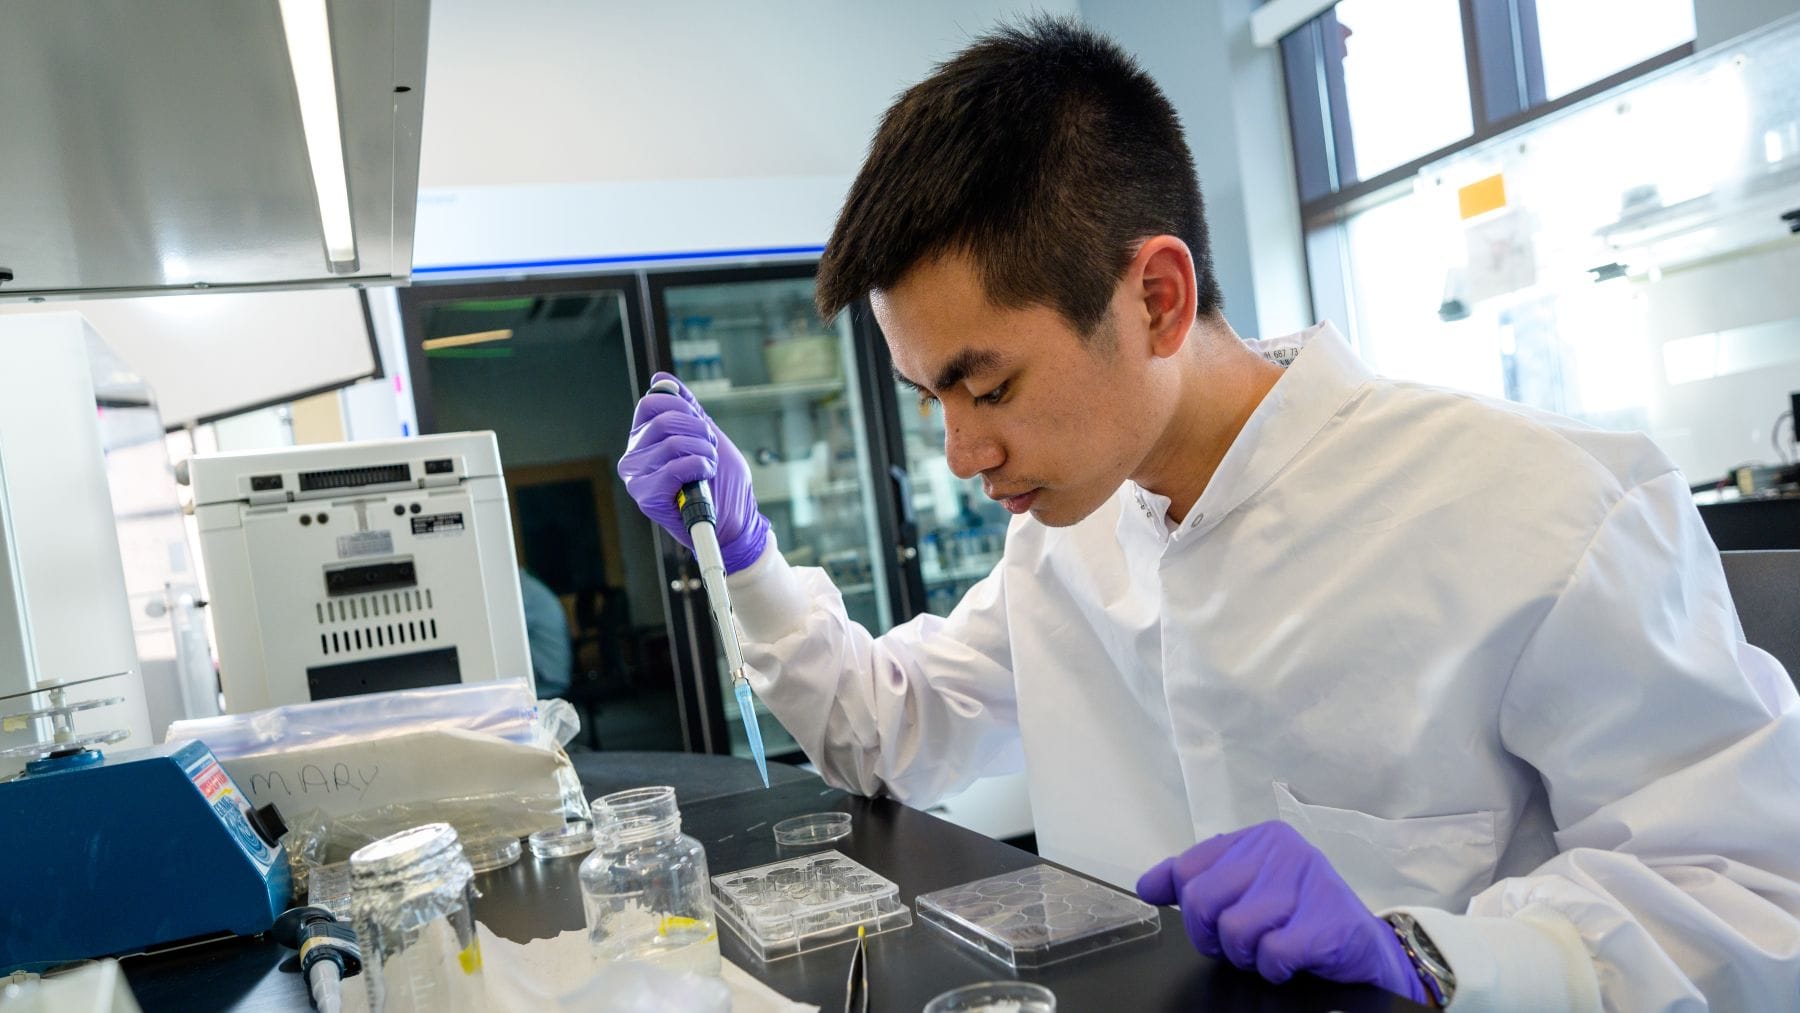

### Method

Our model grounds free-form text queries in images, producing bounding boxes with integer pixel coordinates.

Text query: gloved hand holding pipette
[619,374,770,573]
[620,373,774,786]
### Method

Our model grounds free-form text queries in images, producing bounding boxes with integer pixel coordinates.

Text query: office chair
[1719,550,1800,686]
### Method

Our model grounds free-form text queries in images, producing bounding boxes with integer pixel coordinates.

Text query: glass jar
[578,786,721,975]
[350,822,485,1012]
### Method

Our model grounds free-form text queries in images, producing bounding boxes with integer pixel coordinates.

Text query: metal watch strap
[1386,912,1456,1008]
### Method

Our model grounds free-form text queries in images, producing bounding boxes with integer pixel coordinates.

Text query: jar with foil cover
[578,785,721,975]
[350,822,485,1012]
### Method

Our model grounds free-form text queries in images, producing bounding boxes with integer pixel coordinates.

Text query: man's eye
[975,381,1009,406]
[916,392,938,416]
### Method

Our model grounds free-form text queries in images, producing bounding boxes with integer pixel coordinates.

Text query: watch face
[1388,913,1455,999]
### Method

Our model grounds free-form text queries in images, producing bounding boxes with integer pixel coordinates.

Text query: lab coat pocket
[1272,781,1499,911]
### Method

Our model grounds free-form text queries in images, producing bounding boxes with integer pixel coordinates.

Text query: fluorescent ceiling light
[422,329,514,352]
[279,0,358,273]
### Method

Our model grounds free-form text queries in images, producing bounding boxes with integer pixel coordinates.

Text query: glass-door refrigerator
[844,307,1011,620]
[646,264,904,762]
[398,275,708,755]
[881,369,1010,618]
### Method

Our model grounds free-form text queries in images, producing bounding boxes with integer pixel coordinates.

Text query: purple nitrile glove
[1136,820,1429,1004]
[618,372,771,574]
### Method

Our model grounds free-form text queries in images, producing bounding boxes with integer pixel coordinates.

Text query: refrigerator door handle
[888,464,919,555]
[889,465,917,525]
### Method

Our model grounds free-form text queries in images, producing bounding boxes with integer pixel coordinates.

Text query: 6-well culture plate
[711,850,912,961]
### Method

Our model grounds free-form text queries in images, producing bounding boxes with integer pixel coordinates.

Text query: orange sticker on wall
[1458,174,1507,220]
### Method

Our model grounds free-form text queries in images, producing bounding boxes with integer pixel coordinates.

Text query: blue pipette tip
[735,679,770,788]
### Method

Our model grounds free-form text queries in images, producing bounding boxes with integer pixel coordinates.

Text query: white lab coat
[727,323,1800,1011]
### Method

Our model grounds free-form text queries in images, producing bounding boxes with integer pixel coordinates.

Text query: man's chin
[1027,489,1105,528]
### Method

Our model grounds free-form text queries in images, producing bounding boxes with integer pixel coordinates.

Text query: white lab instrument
[729,322,1800,1011]
[188,432,532,713]
[0,313,153,776]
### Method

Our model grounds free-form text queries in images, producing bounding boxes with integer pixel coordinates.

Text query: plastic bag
[167,682,590,892]
[166,680,544,753]
[537,697,582,748]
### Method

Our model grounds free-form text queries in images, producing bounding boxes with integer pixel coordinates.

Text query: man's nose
[943,407,1004,480]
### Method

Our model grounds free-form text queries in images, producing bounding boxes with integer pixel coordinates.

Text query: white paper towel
[338,921,816,1012]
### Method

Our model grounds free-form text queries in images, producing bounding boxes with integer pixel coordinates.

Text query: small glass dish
[463,834,523,873]
[528,821,596,859]
[924,981,1056,1012]
[772,812,852,847]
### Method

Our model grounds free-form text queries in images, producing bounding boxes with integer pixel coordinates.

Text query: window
[1536,0,1697,100]
[1295,10,1800,487]
[1335,0,1474,180]
[1279,0,1697,209]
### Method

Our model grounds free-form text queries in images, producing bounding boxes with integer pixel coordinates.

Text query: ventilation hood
[0,0,427,301]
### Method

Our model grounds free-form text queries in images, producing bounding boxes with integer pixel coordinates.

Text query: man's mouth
[989,487,1041,514]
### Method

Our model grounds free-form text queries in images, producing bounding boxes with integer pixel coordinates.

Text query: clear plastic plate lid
[528,821,596,859]
[711,850,911,962]
[915,865,1160,969]
[463,834,523,873]
[772,812,852,847]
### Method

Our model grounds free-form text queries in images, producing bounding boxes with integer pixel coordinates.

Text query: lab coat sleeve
[1393,469,1800,1012]
[724,538,1023,806]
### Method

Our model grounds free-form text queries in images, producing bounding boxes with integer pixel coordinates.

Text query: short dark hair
[816,16,1222,334]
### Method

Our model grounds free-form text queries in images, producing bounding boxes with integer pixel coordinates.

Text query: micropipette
[273,905,361,1013]
[649,378,770,788]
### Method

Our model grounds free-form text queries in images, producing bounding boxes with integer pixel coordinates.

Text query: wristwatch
[1385,912,1457,1008]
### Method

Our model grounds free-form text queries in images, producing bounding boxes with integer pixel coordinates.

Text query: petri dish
[463,834,523,873]
[924,981,1056,1013]
[916,865,1159,969]
[528,821,596,859]
[772,812,852,847]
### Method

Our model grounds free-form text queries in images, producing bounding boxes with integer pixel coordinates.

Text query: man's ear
[1133,236,1198,359]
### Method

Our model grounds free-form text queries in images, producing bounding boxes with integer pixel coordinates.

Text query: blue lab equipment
[0,739,292,973]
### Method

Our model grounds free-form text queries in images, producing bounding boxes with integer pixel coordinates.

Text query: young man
[620,18,1800,1010]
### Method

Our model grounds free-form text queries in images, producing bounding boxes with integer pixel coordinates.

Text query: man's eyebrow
[931,349,1005,392]
[891,348,1006,395]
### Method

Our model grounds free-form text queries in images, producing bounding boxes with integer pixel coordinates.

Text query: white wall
[412,1,1310,338]
[1079,0,1311,341]
[0,314,155,771]
[414,0,1079,270]
[0,289,378,426]
[421,1,1087,188]
[1695,0,1800,48]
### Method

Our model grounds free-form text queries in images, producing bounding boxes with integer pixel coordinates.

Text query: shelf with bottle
[819,550,877,593]
[699,378,846,413]
[754,478,865,506]
[669,322,731,396]
[916,516,1007,586]
[924,563,1001,586]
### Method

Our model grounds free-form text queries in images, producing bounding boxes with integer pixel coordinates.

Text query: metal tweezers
[843,924,869,1013]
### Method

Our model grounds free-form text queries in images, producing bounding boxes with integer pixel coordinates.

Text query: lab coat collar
[1127,322,1373,542]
